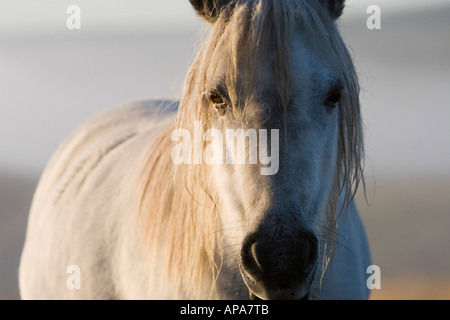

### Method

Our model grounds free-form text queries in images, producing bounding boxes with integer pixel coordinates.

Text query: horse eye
[324,83,343,107]
[209,92,224,105]
[209,91,228,115]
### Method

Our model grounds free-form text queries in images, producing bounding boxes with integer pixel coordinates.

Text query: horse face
[203,35,340,300]
[191,0,347,300]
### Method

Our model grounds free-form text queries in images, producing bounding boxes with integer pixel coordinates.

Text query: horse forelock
[138,0,364,298]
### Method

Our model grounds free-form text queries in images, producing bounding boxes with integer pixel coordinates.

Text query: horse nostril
[241,235,263,277]
[300,235,318,274]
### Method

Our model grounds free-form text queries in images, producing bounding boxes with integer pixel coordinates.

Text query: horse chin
[241,268,314,300]
[248,289,310,301]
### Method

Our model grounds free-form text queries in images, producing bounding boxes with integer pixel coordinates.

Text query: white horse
[19,0,371,300]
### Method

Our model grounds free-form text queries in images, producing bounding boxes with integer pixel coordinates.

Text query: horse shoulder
[314,200,372,299]
[19,100,177,299]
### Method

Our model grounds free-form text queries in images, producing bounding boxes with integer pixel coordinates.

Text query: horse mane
[137,0,364,298]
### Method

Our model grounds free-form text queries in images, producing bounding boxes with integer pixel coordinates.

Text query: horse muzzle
[239,231,318,300]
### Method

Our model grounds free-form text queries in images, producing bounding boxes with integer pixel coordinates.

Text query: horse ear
[318,0,346,19]
[189,0,226,23]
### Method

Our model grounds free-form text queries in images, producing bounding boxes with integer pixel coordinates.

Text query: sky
[0,0,449,177]
[0,0,449,35]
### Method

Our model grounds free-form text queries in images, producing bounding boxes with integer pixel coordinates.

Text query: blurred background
[0,0,449,299]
